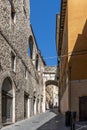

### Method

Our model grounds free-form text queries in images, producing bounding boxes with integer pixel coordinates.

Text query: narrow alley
[0,0,87,130]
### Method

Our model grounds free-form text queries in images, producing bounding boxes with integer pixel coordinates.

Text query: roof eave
[58,0,67,56]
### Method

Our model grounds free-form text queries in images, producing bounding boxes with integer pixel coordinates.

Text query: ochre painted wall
[68,0,87,80]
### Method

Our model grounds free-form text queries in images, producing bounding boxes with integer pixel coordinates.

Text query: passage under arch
[45,80,59,110]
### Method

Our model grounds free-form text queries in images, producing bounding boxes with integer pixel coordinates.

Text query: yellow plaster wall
[68,0,87,80]
[68,0,87,52]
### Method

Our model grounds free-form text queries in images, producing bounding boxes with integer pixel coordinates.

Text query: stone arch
[45,80,59,110]
[28,35,34,59]
[1,77,15,124]
[45,80,58,86]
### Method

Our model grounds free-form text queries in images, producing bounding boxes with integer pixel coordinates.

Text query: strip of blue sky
[30,0,60,66]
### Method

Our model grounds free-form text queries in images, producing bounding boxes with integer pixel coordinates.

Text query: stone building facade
[0,0,45,127]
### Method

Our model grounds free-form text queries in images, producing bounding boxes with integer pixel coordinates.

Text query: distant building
[46,84,58,109]
[43,66,59,110]
[56,0,87,121]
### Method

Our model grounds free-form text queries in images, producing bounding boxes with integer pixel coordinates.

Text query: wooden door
[79,96,87,121]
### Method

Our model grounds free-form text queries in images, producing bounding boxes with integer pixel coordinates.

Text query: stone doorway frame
[1,76,15,125]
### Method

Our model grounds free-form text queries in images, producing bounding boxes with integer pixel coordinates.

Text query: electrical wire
[59,50,87,58]
[44,56,57,60]
[39,50,87,60]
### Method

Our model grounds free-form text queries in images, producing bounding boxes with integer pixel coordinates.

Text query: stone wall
[0,0,45,126]
[71,80,87,120]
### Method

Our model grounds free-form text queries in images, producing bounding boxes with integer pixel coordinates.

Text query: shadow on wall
[69,20,87,80]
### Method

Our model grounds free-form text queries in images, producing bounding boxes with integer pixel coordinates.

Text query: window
[11,52,16,72]
[28,36,33,59]
[23,0,27,17]
[11,9,16,23]
[28,43,31,57]
[35,54,39,70]
[25,68,28,79]
[10,0,16,24]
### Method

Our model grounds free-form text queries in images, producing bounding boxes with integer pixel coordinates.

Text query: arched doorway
[2,77,14,124]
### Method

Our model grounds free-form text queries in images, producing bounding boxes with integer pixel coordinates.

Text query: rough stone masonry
[0,0,46,127]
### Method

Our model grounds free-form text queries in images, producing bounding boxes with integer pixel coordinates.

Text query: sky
[30,0,61,66]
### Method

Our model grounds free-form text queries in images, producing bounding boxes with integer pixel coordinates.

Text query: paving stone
[1,111,68,130]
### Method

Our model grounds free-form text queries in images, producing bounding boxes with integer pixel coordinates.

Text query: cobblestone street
[1,110,67,130]
[1,110,87,130]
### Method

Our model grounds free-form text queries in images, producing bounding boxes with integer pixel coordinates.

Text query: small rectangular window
[11,52,16,72]
[11,10,16,21]
[25,68,28,79]
[23,0,27,17]
[10,0,16,24]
